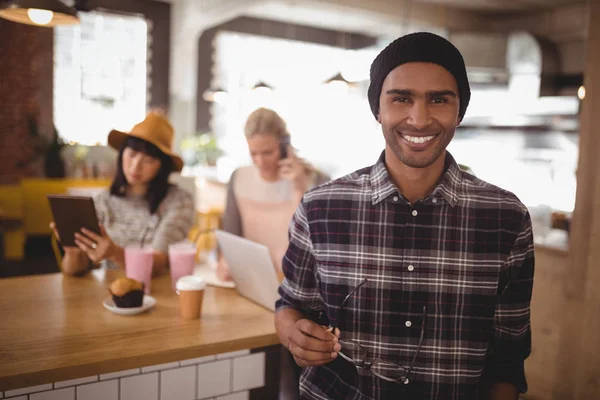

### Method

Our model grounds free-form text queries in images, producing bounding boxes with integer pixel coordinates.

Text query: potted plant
[181,133,223,167]
[44,125,67,178]
[17,115,66,178]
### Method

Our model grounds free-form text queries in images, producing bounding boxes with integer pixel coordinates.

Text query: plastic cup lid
[169,240,195,249]
[125,245,153,253]
[176,275,206,291]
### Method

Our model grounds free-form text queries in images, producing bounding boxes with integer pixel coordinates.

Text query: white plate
[103,295,156,316]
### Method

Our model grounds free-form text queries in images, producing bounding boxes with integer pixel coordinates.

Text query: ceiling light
[578,85,586,100]
[323,72,352,95]
[27,8,52,24]
[202,87,228,103]
[0,0,79,27]
[324,72,352,85]
[253,81,273,91]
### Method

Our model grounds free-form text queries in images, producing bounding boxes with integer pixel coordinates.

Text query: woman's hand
[278,145,310,195]
[216,258,233,282]
[73,224,116,264]
[49,222,81,254]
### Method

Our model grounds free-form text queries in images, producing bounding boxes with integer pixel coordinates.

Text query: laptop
[214,230,281,312]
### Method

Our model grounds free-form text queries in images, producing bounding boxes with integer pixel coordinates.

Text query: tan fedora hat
[107,112,184,172]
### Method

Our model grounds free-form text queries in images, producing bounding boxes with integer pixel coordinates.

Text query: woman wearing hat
[52,111,195,276]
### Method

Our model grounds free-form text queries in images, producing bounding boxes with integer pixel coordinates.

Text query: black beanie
[368,32,471,121]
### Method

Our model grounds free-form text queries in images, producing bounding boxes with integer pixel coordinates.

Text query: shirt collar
[370,152,398,205]
[370,151,462,207]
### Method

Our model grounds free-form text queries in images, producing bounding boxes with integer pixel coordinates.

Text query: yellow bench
[0,185,25,260]
[0,179,111,260]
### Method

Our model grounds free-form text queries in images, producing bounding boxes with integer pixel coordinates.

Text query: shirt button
[393,196,399,202]
[405,320,412,327]
[432,198,438,204]
[411,210,418,217]
[407,265,414,272]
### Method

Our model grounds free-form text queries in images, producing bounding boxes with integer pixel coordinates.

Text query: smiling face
[378,62,461,169]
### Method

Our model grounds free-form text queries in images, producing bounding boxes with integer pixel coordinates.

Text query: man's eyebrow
[429,90,457,98]
[384,89,458,98]
[385,89,414,96]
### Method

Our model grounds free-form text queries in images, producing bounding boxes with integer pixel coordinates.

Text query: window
[210,31,578,212]
[210,31,384,180]
[54,11,148,145]
[448,130,577,212]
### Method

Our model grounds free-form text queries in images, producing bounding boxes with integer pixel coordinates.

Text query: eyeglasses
[330,278,427,385]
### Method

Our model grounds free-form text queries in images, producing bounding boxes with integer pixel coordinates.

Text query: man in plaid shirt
[275,32,534,400]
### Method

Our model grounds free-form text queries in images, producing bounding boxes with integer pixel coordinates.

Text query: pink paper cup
[125,246,154,294]
[168,242,197,291]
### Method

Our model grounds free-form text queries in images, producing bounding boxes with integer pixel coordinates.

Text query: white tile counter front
[2,349,264,400]
[0,271,280,399]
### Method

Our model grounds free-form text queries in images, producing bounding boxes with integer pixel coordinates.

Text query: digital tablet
[47,195,101,247]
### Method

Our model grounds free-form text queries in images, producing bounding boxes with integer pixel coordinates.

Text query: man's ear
[377,113,381,123]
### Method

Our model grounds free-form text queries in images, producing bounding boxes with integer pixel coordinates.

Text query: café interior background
[0,1,596,398]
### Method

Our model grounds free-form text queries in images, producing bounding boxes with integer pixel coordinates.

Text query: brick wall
[0,19,50,184]
[0,1,169,185]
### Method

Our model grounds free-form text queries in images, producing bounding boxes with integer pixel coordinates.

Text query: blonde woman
[218,108,329,281]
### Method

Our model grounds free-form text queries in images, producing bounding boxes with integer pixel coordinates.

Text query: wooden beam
[314,0,490,31]
[553,0,600,398]
[487,2,589,43]
[195,16,378,132]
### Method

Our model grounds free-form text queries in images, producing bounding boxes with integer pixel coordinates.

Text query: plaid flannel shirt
[276,151,534,400]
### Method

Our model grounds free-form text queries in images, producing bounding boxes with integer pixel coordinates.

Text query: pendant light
[0,0,79,27]
[202,86,228,104]
[253,81,273,91]
[324,72,350,95]
[325,72,352,85]
[323,31,355,89]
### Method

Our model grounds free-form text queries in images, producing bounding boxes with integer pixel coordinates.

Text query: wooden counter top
[0,269,279,391]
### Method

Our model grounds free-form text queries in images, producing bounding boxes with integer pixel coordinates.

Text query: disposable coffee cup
[176,275,206,319]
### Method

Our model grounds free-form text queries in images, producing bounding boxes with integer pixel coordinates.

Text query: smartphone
[280,136,291,159]
[47,195,101,247]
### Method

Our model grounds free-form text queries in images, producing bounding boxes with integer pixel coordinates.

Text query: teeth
[403,135,436,144]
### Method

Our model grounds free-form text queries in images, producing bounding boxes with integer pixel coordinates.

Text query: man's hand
[490,382,519,400]
[287,319,341,367]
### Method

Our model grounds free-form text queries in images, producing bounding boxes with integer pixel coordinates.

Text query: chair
[51,232,63,269]
[189,208,223,262]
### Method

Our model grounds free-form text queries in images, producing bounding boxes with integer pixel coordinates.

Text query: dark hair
[110,136,173,214]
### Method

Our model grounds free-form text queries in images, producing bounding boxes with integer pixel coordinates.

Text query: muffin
[109,277,145,308]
